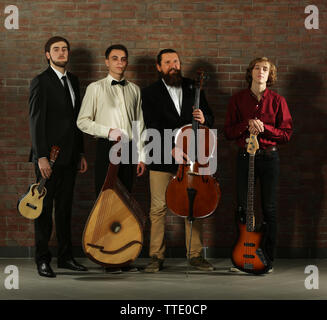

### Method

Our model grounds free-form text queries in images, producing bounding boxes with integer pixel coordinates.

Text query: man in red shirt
[224,57,293,272]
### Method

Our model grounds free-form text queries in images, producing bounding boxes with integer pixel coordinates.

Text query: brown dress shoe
[144,256,164,273]
[189,256,215,271]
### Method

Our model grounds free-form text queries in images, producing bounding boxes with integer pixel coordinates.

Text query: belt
[239,146,278,156]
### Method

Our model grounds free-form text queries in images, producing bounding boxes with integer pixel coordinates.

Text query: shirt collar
[261,88,269,99]
[248,87,269,100]
[50,65,67,80]
[107,73,126,85]
[162,78,181,90]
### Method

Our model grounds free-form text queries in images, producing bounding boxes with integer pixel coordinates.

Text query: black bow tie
[111,79,126,86]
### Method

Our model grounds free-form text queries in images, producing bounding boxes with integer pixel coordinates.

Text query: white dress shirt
[162,79,183,116]
[77,74,146,162]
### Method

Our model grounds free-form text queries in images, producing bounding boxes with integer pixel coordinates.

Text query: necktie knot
[111,79,126,86]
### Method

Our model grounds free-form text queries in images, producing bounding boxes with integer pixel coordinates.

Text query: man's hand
[108,128,123,141]
[38,157,52,179]
[248,118,264,135]
[136,162,146,177]
[79,156,88,173]
[171,147,190,164]
[192,108,205,124]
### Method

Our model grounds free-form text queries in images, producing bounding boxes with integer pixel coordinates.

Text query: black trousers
[34,162,77,264]
[236,149,280,262]
[94,139,136,197]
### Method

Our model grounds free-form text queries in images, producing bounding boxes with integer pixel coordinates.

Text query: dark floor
[0,257,326,301]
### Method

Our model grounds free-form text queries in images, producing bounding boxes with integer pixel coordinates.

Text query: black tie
[111,79,126,86]
[61,76,73,108]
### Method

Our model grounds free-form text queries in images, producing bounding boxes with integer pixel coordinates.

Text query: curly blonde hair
[245,57,277,87]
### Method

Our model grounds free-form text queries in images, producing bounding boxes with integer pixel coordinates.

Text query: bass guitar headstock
[247,134,259,155]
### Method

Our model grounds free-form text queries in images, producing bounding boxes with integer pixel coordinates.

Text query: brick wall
[0,0,326,258]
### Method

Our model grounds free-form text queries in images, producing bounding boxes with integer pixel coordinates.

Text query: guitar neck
[246,154,255,232]
[193,87,200,110]
[191,87,201,162]
[37,159,55,193]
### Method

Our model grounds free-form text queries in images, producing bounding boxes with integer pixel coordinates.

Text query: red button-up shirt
[224,88,293,149]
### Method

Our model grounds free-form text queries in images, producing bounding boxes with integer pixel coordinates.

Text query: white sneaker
[229,266,273,274]
[229,266,246,273]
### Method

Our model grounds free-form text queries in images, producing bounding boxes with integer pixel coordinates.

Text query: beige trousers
[149,170,203,260]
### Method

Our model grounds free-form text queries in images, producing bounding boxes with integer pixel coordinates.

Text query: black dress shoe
[104,267,122,274]
[57,258,88,271]
[37,262,56,278]
[121,265,139,272]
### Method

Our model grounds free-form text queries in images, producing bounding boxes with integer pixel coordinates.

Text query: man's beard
[160,69,183,87]
[50,55,68,68]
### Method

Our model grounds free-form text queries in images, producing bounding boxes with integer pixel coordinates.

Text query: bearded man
[141,49,215,273]
[29,36,88,277]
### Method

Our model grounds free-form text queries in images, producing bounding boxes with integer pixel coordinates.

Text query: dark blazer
[29,67,84,166]
[141,77,214,173]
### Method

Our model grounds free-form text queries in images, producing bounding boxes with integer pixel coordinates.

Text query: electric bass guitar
[231,134,271,274]
[17,146,60,220]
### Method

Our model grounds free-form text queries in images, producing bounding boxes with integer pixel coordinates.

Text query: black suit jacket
[29,67,84,166]
[141,77,214,173]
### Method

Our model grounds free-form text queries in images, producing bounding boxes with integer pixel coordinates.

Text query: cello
[165,70,221,257]
[82,141,145,267]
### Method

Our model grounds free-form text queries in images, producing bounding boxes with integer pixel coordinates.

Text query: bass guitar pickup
[244,242,255,247]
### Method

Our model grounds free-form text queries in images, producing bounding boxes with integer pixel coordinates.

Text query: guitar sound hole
[111,222,121,233]
[26,203,37,210]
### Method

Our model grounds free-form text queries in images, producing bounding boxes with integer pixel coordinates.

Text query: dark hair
[44,36,70,53]
[105,44,128,59]
[156,48,178,65]
[44,36,70,64]
[245,57,277,87]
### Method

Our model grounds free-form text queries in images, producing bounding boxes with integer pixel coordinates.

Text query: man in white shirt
[77,44,146,196]
[77,45,146,273]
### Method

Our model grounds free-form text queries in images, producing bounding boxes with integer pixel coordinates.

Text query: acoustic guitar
[17,145,60,220]
[231,134,271,274]
[82,143,145,267]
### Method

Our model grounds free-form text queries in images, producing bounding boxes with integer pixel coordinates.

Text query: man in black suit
[141,49,215,273]
[29,36,88,277]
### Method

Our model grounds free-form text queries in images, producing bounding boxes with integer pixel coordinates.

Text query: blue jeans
[236,149,280,262]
